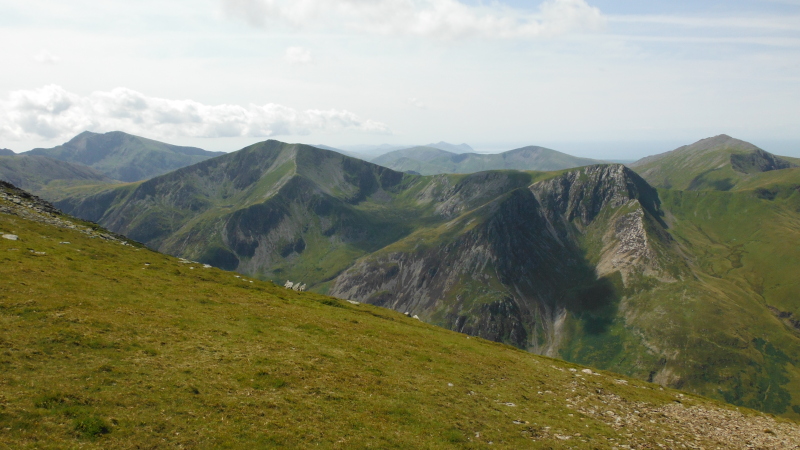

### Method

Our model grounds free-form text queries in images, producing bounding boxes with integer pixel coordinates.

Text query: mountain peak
[24,130,224,182]
[630,134,796,190]
[685,134,759,153]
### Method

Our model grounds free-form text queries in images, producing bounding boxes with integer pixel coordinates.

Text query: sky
[1,0,800,159]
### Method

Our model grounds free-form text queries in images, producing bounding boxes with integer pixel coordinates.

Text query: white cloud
[222,0,606,39]
[609,14,800,31]
[285,46,312,64]
[0,85,390,142]
[32,50,60,64]
[407,97,427,109]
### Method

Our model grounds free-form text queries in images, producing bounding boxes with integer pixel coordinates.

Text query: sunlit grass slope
[3,195,800,448]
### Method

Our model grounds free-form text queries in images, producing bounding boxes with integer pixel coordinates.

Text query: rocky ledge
[0,180,132,245]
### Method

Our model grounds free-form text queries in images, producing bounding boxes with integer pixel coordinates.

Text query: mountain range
[44,135,800,418]
[4,179,798,447]
[371,145,605,175]
[3,130,800,418]
[315,142,476,161]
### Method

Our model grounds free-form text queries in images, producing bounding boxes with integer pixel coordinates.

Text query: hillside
[25,131,225,182]
[0,154,117,200]
[372,145,604,175]
[52,140,800,418]
[629,134,799,190]
[2,181,800,448]
[54,140,431,284]
[0,148,14,156]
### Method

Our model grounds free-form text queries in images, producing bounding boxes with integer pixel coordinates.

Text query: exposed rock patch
[0,180,131,244]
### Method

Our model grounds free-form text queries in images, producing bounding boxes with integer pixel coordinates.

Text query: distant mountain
[630,134,800,190]
[372,145,605,175]
[0,154,115,199]
[0,148,15,156]
[425,141,474,153]
[24,131,225,182]
[310,144,363,159]
[54,139,800,417]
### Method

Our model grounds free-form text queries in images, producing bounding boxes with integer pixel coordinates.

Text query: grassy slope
[5,194,800,449]
[661,186,800,409]
[556,174,800,416]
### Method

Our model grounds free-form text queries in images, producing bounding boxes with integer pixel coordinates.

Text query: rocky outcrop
[730,148,796,174]
[0,181,131,244]
[332,165,677,351]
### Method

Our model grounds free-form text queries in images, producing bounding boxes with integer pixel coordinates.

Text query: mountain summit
[630,134,799,190]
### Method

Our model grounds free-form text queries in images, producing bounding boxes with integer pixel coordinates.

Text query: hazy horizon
[3,132,799,162]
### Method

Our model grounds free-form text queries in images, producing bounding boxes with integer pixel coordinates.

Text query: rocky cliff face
[331,165,678,353]
[730,148,796,174]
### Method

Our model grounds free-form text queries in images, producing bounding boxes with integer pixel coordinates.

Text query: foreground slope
[2,182,800,449]
[25,131,225,182]
[629,134,799,190]
[373,145,604,175]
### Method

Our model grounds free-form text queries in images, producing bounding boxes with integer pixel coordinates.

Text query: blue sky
[1,0,799,158]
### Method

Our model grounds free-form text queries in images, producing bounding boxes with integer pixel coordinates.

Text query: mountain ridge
[373,144,605,175]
